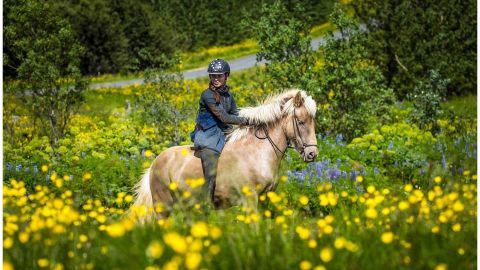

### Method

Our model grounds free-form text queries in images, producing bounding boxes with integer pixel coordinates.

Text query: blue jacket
[190,86,246,153]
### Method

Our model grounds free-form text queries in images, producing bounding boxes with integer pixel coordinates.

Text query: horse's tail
[130,167,154,223]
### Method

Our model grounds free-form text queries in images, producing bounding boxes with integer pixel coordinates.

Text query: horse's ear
[294,91,304,107]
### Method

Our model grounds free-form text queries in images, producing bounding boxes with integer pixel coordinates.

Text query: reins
[255,125,285,158]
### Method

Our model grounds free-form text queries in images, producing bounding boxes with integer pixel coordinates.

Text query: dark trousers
[199,148,220,204]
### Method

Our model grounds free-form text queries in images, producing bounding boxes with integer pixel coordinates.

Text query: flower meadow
[3,69,477,269]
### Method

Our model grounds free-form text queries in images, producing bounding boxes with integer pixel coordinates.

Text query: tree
[351,0,476,98]
[56,0,130,75]
[249,1,318,92]
[316,4,395,140]
[4,0,87,148]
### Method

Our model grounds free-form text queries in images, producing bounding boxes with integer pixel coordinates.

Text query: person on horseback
[190,58,249,207]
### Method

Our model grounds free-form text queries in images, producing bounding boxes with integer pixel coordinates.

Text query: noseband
[255,108,317,158]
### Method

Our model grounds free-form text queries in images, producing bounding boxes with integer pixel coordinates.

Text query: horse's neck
[242,122,288,169]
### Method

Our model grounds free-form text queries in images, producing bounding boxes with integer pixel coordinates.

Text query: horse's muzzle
[303,148,318,162]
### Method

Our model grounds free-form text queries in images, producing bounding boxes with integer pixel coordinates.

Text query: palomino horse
[133,89,318,220]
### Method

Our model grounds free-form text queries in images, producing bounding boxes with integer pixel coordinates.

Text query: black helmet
[207,59,230,74]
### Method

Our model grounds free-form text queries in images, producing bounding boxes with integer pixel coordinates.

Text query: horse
[132,89,318,221]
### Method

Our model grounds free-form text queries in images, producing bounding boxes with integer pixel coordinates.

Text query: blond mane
[226,89,316,143]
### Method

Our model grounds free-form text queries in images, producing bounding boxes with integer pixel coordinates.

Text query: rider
[191,59,249,206]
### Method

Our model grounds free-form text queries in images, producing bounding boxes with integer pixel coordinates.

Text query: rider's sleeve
[202,91,246,125]
[229,94,240,116]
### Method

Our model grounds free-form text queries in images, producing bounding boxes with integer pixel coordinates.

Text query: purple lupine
[337,158,342,167]
[7,163,13,171]
[350,169,358,181]
[361,150,365,157]
[388,141,394,151]
[46,174,50,184]
[326,168,341,181]
[15,164,22,172]
[70,175,74,181]
[394,160,398,167]
[361,166,366,175]
[336,134,344,144]
[437,142,443,152]
[141,149,146,160]
[81,152,86,158]
[33,165,38,175]
[442,155,447,171]
[341,171,348,179]
[316,162,324,177]
[374,167,380,175]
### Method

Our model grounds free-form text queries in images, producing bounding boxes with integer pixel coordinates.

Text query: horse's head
[283,91,318,162]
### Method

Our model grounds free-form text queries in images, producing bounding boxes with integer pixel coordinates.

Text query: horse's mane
[226,89,316,143]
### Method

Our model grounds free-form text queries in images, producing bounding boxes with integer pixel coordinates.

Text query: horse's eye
[298,120,305,125]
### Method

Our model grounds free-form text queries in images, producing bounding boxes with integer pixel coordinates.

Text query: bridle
[291,108,318,154]
[255,108,317,158]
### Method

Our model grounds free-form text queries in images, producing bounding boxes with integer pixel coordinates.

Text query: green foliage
[134,67,194,145]
[4,0,87,148]
[351,0,477,98]
[407,70,450,133]
[249,1,317,91]
[316,5,395,140]
[55,0,130,75]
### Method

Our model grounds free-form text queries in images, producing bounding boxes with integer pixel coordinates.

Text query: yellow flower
[334,237,346,249]
[145,150,154,158]
[181,149,189,156]
[163,232,187,254]
[365,208,378,219]
[381,232,394,244]
[452,223,461,232]
[41,165,49,172]
[124,195,133,203]
[313,266,326,270]
[308,239,317,248]
[209,226,222,239]
[106,223,125,238]
[19,232,29,243]
[434,263,448,270]
[431,226,440,234]
[79,234,88,243]
[280,175,288,182]
[3,261,14,270]
[452,201,464,212]
[83,172,92,182]
[185,252,202,269]
[434,176,442,184]
[366,186,376,194]
[295,226,310,240]
[356,176,363,183]
[319,247,333,262]
[38,258,49,268]
[457,248,465,255]
[299,195,309,206]
[463,170,470,176]
[4,237,13,249]
[191,222,209,238]
[267,192,282,203]
[209,245,221,255]
[398,201,410,211]
[404,184,413,192]
[264,210,272,218]
[300,260,312,270]
[169,182,178,191]
[146,240,163,259]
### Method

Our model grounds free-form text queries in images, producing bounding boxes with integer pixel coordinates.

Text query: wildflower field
[3,68,477,270]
